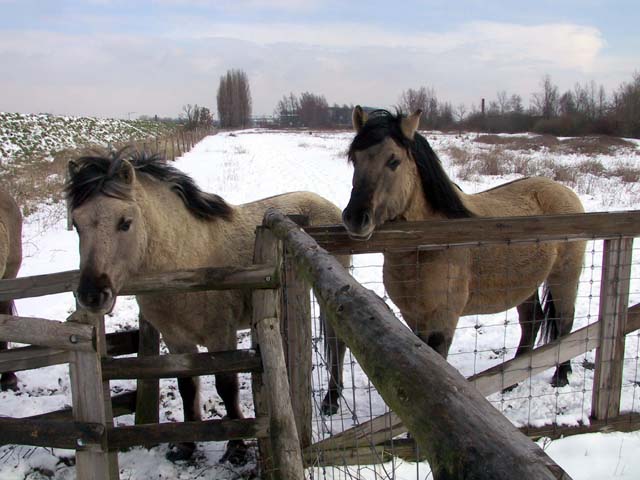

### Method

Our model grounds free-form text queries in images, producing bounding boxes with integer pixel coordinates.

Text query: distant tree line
[181,104,213,130]
[274,92,352,128]
[268,71,640,138]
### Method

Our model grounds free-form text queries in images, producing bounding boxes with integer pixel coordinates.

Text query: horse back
[469,177,584,217]
[241,191,343,227]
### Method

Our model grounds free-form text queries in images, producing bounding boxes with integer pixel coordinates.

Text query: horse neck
[400,174,473,222]
[135,180,235,272]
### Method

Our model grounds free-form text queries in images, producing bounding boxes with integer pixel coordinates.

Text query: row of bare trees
[274,92,352,128]
[216,69,252,128]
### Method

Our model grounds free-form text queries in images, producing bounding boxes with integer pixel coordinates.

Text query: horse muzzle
[76,273,117,314]
[342,206,374,241]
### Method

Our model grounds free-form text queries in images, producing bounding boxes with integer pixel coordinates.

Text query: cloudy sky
[0,0,637,118]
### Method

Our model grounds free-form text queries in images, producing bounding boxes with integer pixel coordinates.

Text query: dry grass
[473,134,634,156]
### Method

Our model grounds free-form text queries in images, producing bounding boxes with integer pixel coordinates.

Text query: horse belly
[137,290,248,350]
[464,244,556,315]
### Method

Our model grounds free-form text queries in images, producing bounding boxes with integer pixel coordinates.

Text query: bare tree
[216,69,252,128]
[399,86,439,127]
[531,75,559,119]
[275,93,301,127]
[298,92,329,128]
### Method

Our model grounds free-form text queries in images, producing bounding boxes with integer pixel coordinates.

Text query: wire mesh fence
[304,237,640,479]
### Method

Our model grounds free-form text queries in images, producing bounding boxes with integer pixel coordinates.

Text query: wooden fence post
[252,226,304,480]
[281,219,312,449]
[592,237,633,420]
[135,314,160,427]
[68,309,119,480]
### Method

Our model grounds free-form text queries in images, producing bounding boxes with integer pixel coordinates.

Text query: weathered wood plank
[307,210,640,254]
[281,251,313,449]
[121,263,277,295]
[68,310,119,480]
[0,418,104,449]
[0,269,78,302]
[592,238,633,420]
[252,226,305,480]
[135,315,159,426]
[0,314,94,351]
[102,348,262,380]
[0,329,139,375]
[265,209,571,480]
[107,417,269,450]
[0,345,68,374]
[0,264,277,302]
[26,391,137,421]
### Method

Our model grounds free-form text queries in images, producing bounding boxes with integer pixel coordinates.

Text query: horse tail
[540,284,558,344]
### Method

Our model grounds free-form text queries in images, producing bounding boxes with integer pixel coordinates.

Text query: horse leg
[321,311,346,416]
[501,291,545,392]
[545,259,582,388]
[0,301,18,392]
[164,341,200,462]
[216,372,248,465]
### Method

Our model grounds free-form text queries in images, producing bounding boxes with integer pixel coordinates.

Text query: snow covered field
[2,129,640,479]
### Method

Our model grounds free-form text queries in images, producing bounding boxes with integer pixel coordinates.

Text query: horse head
[343,107,472,240]
[67,151,149,314]
[342,106,424,240]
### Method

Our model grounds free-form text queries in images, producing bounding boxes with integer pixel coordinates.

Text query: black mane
[348,110,472,219]
[65,148,233,220]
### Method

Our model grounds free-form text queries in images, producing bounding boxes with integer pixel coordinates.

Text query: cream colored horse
[67,149,348,463]
[342,107,585,400]
[0,188,22,391]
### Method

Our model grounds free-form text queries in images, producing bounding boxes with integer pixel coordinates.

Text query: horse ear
[352,105,367,133]
[118,159,136,185]
[401,109,422,139]
[68,160,79,179]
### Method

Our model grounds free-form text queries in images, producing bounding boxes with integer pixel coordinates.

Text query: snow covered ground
[1,129,640,479]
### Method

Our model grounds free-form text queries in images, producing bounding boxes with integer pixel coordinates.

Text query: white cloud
[0,21,626,118]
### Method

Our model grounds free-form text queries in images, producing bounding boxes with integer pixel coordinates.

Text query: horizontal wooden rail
[26,391,137,421]
[102,349,262,380]
[0,314,95,351]
[106,417,269,449]
[307,210,640,254]
[0,263,277,302]
[0,418,104,449]
[0,329,140,374]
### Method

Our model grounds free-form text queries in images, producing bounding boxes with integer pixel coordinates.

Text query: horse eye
[118,218,132,232]
[387,155,400,171]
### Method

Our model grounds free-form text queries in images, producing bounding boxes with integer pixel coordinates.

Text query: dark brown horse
[0,188,22,391]
[66,149,349,462]
[338,108,585,410]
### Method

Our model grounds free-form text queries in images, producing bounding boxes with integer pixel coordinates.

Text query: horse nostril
[361,211,371,228]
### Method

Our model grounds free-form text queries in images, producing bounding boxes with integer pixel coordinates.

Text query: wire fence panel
[304,238,640,479]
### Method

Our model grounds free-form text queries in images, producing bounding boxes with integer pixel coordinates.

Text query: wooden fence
[0,261,304,479]
[2,209,640,479]
[281,209,640,474]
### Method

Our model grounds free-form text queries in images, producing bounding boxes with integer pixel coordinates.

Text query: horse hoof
[320,400,339,416]
[551,377,569,388]
[166,442,196,462]
[501,383,518,394]
[220,440,248,466]
[0,373,18,392]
